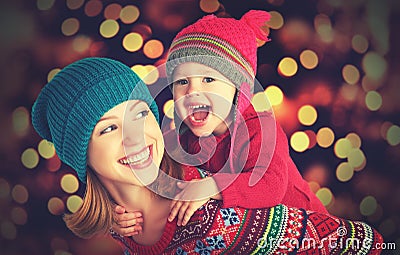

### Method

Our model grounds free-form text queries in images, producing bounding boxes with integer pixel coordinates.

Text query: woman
[31,57,383,254]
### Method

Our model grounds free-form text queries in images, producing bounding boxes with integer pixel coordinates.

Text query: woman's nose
[122,123,146,147]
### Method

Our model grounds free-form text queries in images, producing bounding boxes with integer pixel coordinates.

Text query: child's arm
[112,205,143,237]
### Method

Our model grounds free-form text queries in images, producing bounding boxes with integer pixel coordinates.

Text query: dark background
[0,0,399,254]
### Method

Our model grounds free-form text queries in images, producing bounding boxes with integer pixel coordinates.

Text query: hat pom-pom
[240,10,271,41]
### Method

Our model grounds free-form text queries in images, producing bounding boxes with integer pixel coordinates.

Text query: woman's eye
[100,124,117,135]
[173,79,188,86]
[204,77,215,83]
[135,110,149,120]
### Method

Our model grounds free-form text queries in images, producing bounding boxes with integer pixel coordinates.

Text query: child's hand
[112,205,143,236]
[168,178,221,226]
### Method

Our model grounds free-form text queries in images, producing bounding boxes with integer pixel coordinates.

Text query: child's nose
[186,78,202,94]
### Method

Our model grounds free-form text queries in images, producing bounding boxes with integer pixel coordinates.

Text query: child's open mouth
[188,104,210,124]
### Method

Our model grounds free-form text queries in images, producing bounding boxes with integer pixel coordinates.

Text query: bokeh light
[37,0,55,11]
[163,100,174,119]
[104,3,121,20]
[314,14,333,42]
[334,138,352,159]
[38,139,55,159]
[84,0,103,17]
[1,221,17,240]
[316,187,333,206]
[47,154,61,172]
[11,207,28,225]
[365,91,382,111]
[362,52,387,81]
[386,125,400,146]
[298,105,317,126]
[48,197,65,215]
[346,132,361,148]
[251,92,272,112]
[342,64,360,85]
[47,68,61,82]
[347,148,366,169]
[122,32,143,52]
[0,178,11,198]
[336,162,354,182]
[21,148,39,169]
[120,5,140,24]
[360,196,377,216]
[99,19,119,38]
[278,57,298,77]
[12,107,30,137]
[267,11,284,30]
[143,39,164,59]
[66,0,85,10]
[199,0,220,13]
[299,49,318,70]
[264,85,283,106]
[11,184,28,204]
[72,35,91,52]
[66,195,83,213]
[352,34,369,54]
[290,131,309,153]
[316,127,335,148]
[61,18,79,36]
[60,174,79,194]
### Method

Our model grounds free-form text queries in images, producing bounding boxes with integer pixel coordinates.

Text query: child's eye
[203,77,215,83]
[173,79,188,86]
[100,124,117,135]
[135,110,149,120]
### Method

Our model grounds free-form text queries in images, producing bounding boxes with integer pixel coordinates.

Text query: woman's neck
[105,182,172,245]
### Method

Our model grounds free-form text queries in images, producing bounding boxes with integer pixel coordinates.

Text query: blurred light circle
[316,187,333,206]
[66,0,85,10]
[47,68,61,82]
[316,127,335,148]
[73,35,91,52]
[61,174,79,194]
[278,57,298,77]
[300,49,318,70]
[1,221,17,240]
[336,162,354,182]
[122,32,143,52]
[37,0,55,11]
[267,11,284,29]
[120,5,140,24]
[251,92,272,112]
[352,34,368,54]
[67,195,83,213]
[365,91,382,111]
[342,64,360,85]
[11,207,28,225]
[199,0,220,13]
[0,178,11,198]
[11,184,28,204]
[362,52,387,81]
[47,154,61,172]
[264,85,283,106]
[360,196,377,216]
[12,107,30,137]
[38,139,55,159]
[346,132,362,148]
[334,138,352,159]
[131,65,147,80]
[99,19,119,38]
[163,100,174,119]
[21,148,39,169]
[347,148,366,168]
[142,65,159,85]
[143,39,164,59]
[48,197,65,215]
[290,131,309,152]
[104,3,121,20]
[61,18,80,36]
[84,0,103,17]
[298,105,317,126]
[387,125,400,146]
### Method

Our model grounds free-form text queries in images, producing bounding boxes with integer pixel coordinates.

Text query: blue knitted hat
[31,57,159,183]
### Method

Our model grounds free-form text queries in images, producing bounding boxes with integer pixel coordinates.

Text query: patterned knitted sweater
[111,200,383,254]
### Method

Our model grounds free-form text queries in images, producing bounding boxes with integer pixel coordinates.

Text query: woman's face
[87,100,164,187]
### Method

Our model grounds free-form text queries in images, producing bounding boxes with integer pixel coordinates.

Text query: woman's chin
[130,162,160,186]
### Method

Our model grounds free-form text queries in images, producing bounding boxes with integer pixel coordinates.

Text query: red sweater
[165,105,327,213]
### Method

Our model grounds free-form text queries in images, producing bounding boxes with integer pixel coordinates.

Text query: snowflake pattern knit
[111,200,383,255]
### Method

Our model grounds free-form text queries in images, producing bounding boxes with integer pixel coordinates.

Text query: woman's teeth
[119,147,150,165]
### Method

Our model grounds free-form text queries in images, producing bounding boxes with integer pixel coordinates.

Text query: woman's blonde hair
[63,152,183,239]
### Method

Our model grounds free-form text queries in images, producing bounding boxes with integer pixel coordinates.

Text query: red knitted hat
[166,10,271,88]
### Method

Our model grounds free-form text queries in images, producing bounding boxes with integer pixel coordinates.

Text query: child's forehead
[173,62,229,80]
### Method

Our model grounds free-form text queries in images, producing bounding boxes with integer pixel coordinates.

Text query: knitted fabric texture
[31,57,159,183]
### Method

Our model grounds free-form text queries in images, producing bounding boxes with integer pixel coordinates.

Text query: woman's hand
[112,205,143,236]
[168,177,222,226]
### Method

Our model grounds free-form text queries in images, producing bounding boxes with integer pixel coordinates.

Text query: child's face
[87,100,164,187]
[172,62,236,137]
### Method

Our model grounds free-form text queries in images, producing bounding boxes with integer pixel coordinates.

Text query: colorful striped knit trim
[170,33,255,78]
